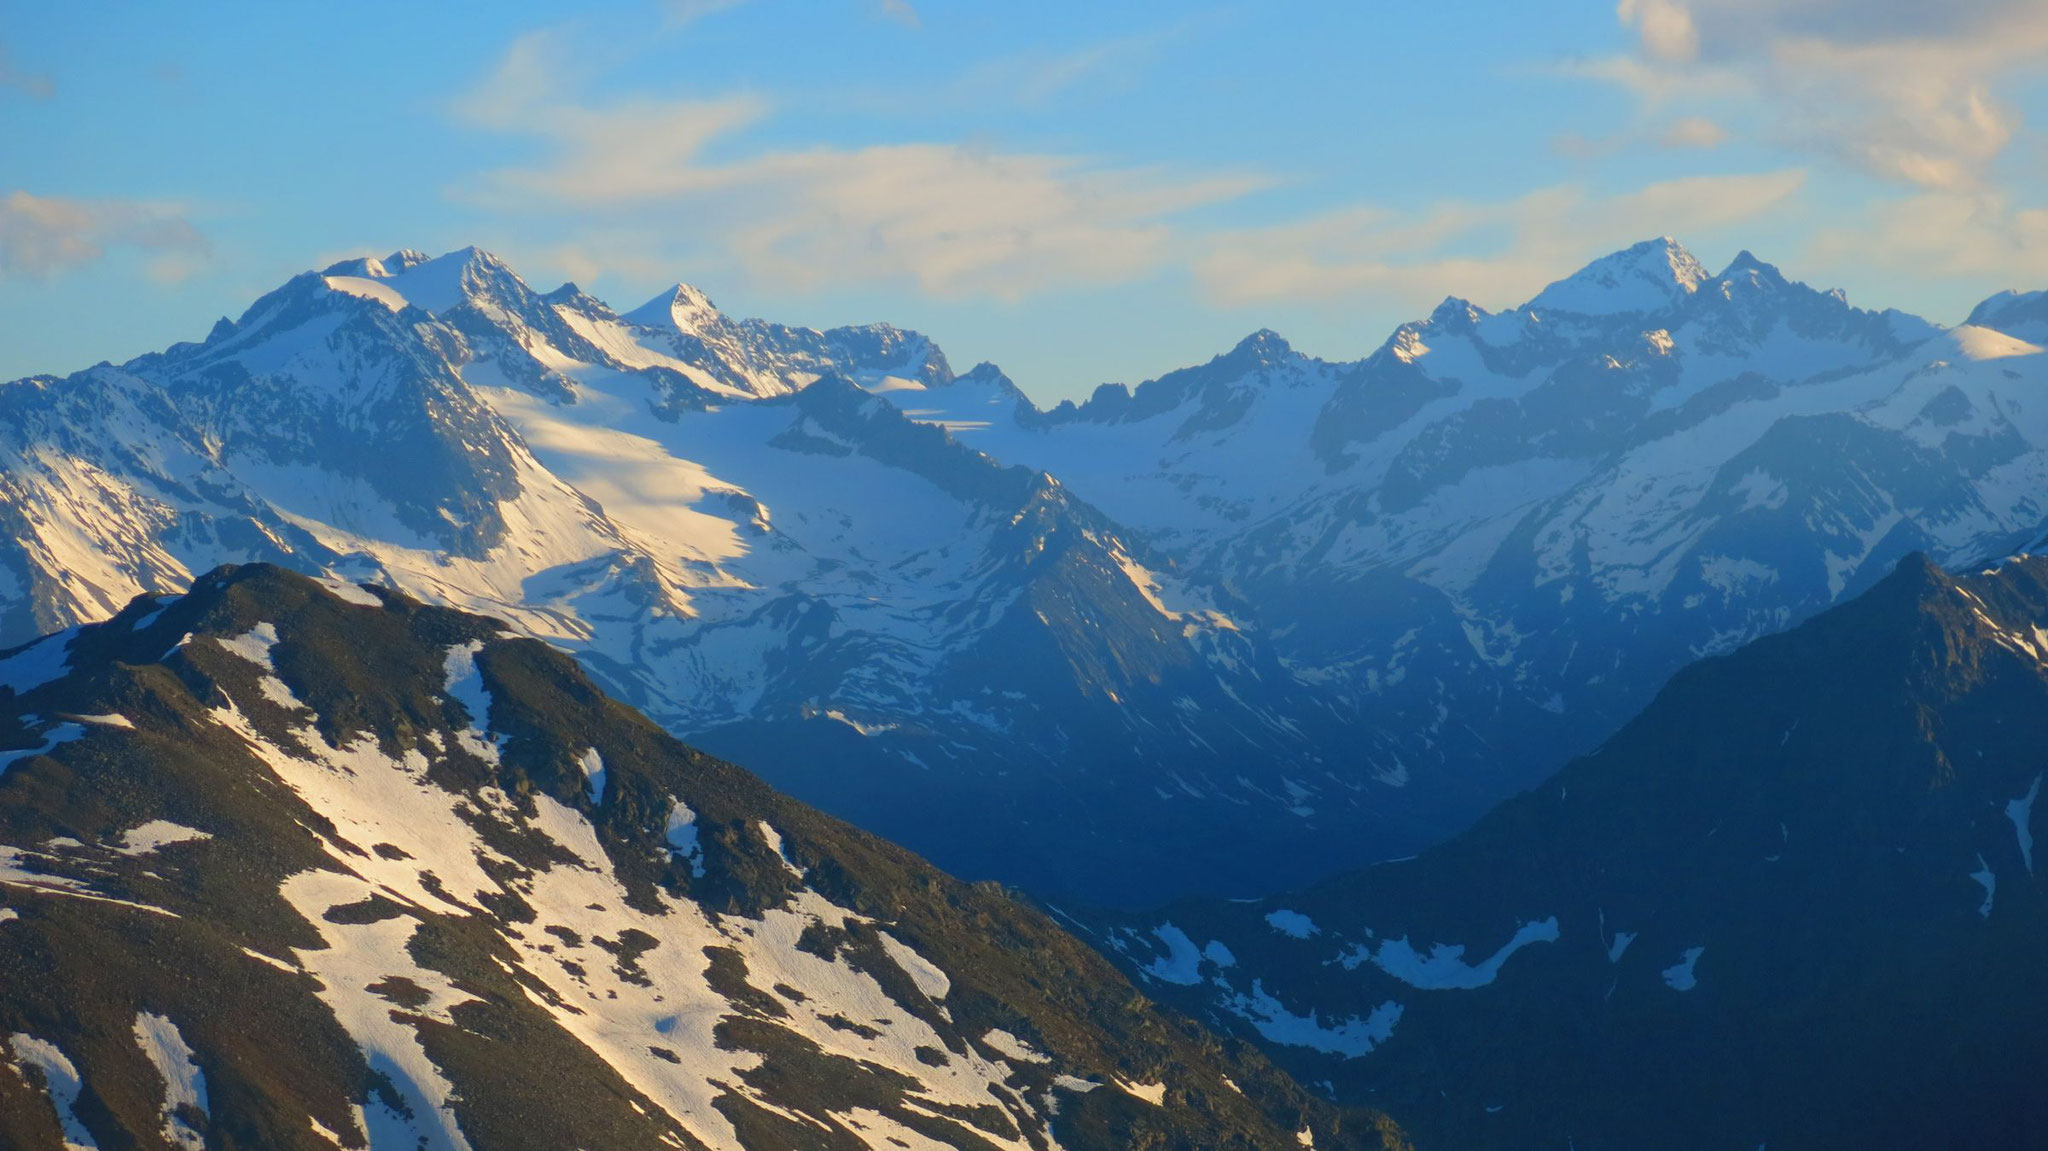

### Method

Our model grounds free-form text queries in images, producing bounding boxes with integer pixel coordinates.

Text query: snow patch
[7,1033,100,1149]
[0,630,79,696]
[664,798,706,877]
[577,747,607,805]
[1662,946,1705,991]
[979,1029,1049,1064]
[1344,917,1560,989]
[879,931,951,1001]
[115,821,211,855]
[1971,855,1997,917]
[1220,980,1402,1057]
[1141,924,1207,986]
[2008,775,2039,876]
[132,1013,208,1150]
[1264,909,1319,938]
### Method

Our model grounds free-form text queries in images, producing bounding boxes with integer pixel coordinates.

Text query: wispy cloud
[452,28,1266,300]
[876,0,920,28]
[1805,190,2048,293]
[1194,169,1807,309]
[0,191,209,281]
[1582,0,2048,191]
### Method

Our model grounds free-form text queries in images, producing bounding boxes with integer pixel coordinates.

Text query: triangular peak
[1523,237,1709,317]
[624,283,724,335]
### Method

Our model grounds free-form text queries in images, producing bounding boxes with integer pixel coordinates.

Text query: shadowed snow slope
[0,564,1404,1151]
[1079,553,2048,1150]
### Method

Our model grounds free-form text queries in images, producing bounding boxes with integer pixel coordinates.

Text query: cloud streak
[0,191,208,281]
[1194,169,1807,309]
[453,29,1266,300]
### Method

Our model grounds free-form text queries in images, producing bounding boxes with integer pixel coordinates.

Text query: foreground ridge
[0,564,1401,1151]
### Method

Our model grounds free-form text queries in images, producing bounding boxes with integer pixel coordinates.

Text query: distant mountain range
[1087,551,2048,1148]
[5,239,2048,905]
[0,564,1401,1150]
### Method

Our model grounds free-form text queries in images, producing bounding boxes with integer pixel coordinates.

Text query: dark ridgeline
[1093,552,2048,1149]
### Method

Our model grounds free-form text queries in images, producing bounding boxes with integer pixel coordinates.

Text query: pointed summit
[1524,237,1709,317]
[1229,328,1295,365]
[624,283,724,336]
[1714,249,1789,287]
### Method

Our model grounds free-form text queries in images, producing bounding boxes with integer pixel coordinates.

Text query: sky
[5,0,2048,404]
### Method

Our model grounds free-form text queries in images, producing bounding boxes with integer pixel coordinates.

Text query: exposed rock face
[0,564,1403,1151]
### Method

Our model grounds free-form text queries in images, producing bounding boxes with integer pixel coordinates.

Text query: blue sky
[5,0,2048,402]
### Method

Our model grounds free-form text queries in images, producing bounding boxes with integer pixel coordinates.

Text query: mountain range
[1087,550,2048,1148]
[6,239,2048,908]
[0,564,1402,1151]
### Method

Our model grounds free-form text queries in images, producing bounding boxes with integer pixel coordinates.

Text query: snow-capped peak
[1230,328,1295,365]
[317,246,524,317]
[624,283,724,336]
[1524,237,1709,318]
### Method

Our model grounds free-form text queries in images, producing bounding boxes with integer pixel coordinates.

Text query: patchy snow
[879,931,952,1001]
[1607,931,1637,963]
[979,1029,1049,1064]
[7,1033,101,1149]
[0,722,85,776]
[1345,917,1560,990]
[1662,947,1705,991]
[316,577,385,607]
[2008,775,2039,876]
[71,713,134,728]
[1971,855,1997,917]
[115,821,211,855]
[213,623,301,710]
[207,671,1052,1151]
[1141,924,1208,986]
[755,819,803,878]
[664,798,706,877]
[1219,979,1402,1058]
[1264,909,1319,938]
[577,747,608,806]
[0,629,79,696]
[132,1013,208,1150]
[0,843,176,915]
[1116,1079,1167,1105]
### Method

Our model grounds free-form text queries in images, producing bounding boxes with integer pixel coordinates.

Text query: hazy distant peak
[1525,237,1709,317]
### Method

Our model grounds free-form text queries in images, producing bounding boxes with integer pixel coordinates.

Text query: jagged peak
[1524,237,1710,318]
[1231,328,1295,362]
[1713,249,1789,287]
[1428,296,1485,328]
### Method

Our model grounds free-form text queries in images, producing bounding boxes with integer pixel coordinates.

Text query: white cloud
[876,0,920,28]
[1194,169,1807,309]
[1588,0,2048,191]
[1661,115,1727,149]
[452,29,1265,300]
[1805,190,2048,289]
[0,191,208,280]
